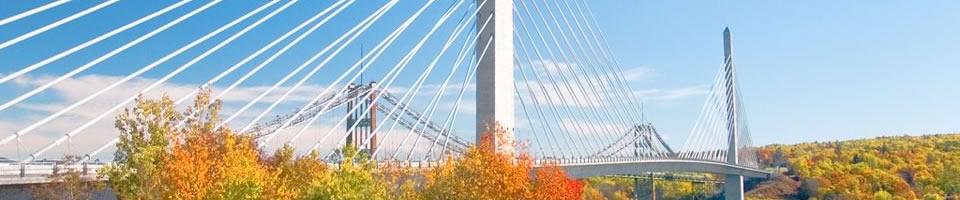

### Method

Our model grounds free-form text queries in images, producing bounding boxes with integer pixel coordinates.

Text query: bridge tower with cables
[476,0,514,154]
[723,27,744,200]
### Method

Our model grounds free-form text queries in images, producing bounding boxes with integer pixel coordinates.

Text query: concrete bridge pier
[724,175,743,200]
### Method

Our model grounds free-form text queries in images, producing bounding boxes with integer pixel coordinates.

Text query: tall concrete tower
[475,0,514,154]
[723,27,744,200]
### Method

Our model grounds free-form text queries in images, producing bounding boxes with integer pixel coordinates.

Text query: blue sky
[588,1,960,145]
[0,1,957,160]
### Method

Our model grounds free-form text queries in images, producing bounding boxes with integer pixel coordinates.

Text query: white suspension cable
[79,0,353,161]
[20,0,293,162]
[174,0,352,106]
[698,81,725,160]
[259,0,435,146]
[368,23,488,161]
[355,1,489,158]
[570,0,649,123]
[514,29,583,158]
[434,51,480,161]
[514,57,566,159]
[526,0,635,151]
[421,17,477,160]
[216,0,397,130]
[369,35,488,160]
[189,0,354,138]
[709,80,731,161]
[550,0,642,133]
[0,0,69,27]
[513,81,548,158]
[312,0,472,158]
[79,137,118,163]
[237,0,415,135]
[0,1,190,110]
[387,2,476,161]
[0,1,223,145]
[384,3,475,161]
[515,6,596,156]
[680,66,725,158]
[264,0,440,148]
[560,0,645,127]
[516,2,611,154]
[0,0,118,51]
[693,62,727,160]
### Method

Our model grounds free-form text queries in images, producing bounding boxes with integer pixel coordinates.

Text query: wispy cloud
[515,60,701,108]
[621,67,655,82]
[634,85,711,102]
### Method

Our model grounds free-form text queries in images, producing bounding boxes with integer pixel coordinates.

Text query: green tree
[937,160,960,197]
[798,178,819,199]
[772,147,787,169]
[100,94,179,199]
[301,144,387,200]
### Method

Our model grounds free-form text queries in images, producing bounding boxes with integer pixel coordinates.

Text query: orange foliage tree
[531,166,584,200]
[422,123,583,199]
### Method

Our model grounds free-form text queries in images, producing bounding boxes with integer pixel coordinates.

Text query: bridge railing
[0,163,107,185]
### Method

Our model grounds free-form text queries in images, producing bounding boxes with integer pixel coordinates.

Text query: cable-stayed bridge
[0,0,770,199]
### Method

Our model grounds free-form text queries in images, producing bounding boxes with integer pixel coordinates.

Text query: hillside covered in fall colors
[578,134,960,200]
[747,134,960,200]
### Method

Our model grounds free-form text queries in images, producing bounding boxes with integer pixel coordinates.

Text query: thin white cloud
[634,85,711,102]
[621,67,655,82]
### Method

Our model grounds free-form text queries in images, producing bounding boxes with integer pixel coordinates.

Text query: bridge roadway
[0,163,104,186]
[0,157,771,186]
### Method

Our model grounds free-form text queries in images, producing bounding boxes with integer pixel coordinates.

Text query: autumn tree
[378,164,420,200]
[936,160,960,197]
[102,90,273,199]
[422,124,533,199]
[301,144,388,200]
[209,133,271,199]
[100,94,180,199]
[264,144,329,200]
[531,166,583,200]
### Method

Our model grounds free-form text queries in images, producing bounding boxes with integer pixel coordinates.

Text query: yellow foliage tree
[265,144,329,200]
[301,144,388,200]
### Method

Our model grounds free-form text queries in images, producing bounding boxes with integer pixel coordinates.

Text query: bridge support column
[724,175,744,200]
[476,0,514,154]
[722,27,744,200]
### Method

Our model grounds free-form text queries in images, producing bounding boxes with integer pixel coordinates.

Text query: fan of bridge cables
[511,0,673,160]
[0,0,662,164]
[0,0,498,163]
[676,56,761,168]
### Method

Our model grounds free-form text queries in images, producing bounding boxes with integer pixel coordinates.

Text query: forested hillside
[750,134,960,200]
